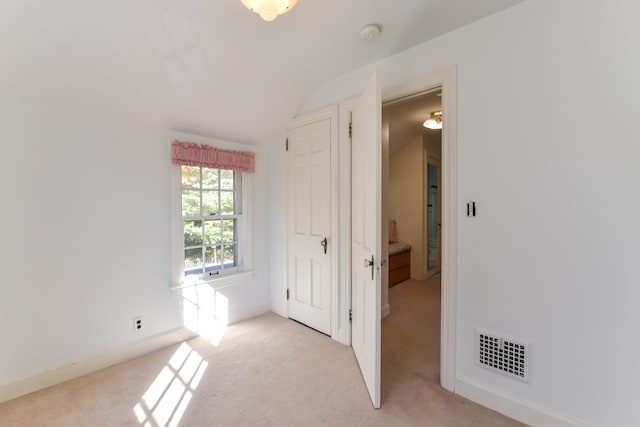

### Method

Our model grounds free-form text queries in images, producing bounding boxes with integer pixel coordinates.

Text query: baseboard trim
[455,376,587,427]
[0,327,196,404]
[227,302,270,325]
[381,303,391,319]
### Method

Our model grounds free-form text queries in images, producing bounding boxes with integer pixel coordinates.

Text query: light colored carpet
[0,276,524,426]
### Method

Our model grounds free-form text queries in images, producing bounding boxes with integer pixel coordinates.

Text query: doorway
[382,88,443,402]
[283,68,457,405]
[379,68,457,393]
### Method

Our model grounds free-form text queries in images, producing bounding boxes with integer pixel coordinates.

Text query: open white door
[351,72,382,408]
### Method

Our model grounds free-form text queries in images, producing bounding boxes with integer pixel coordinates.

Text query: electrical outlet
[133,316,143,333]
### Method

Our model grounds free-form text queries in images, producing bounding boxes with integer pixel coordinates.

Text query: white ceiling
[0,0,524,145]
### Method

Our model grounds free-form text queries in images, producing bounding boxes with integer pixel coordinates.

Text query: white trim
[289,105,338,129]
[240,172,254,272]
[455,377,588,427]
[278,135,289,318]
[382,66,458,392]
[381,303,390,319]
[171,165,183,286]
[337,100,355,345]
[328,107,340,341]
[0,328,196,404]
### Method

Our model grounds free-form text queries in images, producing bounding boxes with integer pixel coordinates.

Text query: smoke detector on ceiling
[360,24,382,42]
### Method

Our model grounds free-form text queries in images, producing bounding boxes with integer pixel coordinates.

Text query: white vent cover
[475,329,531,382]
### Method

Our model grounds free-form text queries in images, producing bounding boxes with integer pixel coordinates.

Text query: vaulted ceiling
[0,0,524,145]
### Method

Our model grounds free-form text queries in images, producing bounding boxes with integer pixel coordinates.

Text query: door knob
[364,255,374,280]
[321,237,328,254]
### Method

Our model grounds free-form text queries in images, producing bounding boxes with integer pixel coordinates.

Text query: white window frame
[171,164,253,291]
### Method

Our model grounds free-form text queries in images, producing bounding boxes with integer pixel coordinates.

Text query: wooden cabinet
[389,250,411,286]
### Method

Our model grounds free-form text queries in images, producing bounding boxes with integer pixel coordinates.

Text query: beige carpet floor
[0,275,524,426]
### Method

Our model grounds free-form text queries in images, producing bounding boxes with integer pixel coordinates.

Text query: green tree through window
[181,166,241,277]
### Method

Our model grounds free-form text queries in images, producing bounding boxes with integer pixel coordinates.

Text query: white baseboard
[455,377,588,427]
[227,302,270,325]
[382,303,391,319]
[0,303,270,405]
[269,302,287,319]
[0,327,196,404]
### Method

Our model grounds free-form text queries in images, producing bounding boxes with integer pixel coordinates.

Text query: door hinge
[349,309,352,323]
[348,122,352,139]
[286,137,289,151]
[286,289,290,300]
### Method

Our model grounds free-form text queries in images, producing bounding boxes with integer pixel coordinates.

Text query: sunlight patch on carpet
[133,342,208,427]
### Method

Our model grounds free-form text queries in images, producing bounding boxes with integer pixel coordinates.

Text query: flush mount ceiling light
[423,111,443,129]
[241,0,298,22]
[360,24,382,42]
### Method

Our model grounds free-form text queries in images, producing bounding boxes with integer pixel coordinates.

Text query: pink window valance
[171,140,255,173]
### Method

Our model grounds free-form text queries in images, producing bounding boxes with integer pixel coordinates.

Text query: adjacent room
[381,88,445,409]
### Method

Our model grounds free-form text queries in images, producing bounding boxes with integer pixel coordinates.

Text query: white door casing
[351,72,382,408]
[381,66,457,392]
[287,118,332,335]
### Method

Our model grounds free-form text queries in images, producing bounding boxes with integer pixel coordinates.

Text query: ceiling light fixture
[423,111,443,129]
[241,0,298,22]
[360,24,382,42]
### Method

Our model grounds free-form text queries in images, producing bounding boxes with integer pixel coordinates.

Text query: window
[170,140,255,287]
[181,166,242,278]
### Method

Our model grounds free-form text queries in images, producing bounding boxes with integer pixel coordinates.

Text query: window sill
[171,270,255,297]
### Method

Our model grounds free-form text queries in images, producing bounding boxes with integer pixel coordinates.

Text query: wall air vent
[476,328,531,383]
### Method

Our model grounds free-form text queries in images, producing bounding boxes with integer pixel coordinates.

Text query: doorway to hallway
[381,85,444,404]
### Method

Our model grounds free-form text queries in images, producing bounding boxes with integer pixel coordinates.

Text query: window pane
[220,170,234,190]
[223,244,237,267]
[202,190,219,216]
[202,168,219,189]
[222,219,236,243]
[184,248,203,276]
[182,190,200,217]
[181,166,200,189]
[220,191,234,215]
[204,220,222,245]
[180,167,242,278]
[205,246,221,271]
[183,220,203,246]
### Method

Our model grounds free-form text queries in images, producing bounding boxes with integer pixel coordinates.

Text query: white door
[287,119,332,335]
[351,73,382,408]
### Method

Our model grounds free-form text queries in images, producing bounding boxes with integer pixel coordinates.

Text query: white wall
[269,142,287,318]
[0,100,271,384]
[424,132,441,161]
[388,135,424,280]
[298,1,640,425]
